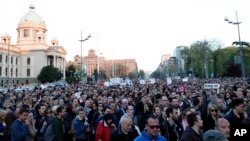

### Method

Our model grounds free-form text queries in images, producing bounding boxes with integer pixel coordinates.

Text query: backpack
[44,120,55,141]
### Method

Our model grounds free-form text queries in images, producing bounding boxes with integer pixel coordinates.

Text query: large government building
[74,49,137,78]
[0,5,67,86]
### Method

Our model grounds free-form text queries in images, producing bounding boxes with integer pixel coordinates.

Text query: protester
[214,118,230,140]
[203,129,227,141]
[72,106,89,141]
[180,112,203,141]
[11,108,29,141]
[95,113,116,141]
[134,115,166,141]
[110,114,139,141]
[1,77,249,141]
[160,106,183,141]
[52,106,66,141]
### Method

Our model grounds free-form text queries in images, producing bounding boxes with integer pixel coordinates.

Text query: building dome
[1,33,10,38]
[19,4,45,24]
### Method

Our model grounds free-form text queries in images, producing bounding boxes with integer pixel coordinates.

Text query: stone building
[0,5,67,86]
[74,49,137,78]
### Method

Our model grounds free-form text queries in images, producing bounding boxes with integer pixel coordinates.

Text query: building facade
[74,49,137,78]
[173,46,187,75]
[0,5,67,86]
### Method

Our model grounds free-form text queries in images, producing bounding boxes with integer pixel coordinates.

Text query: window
[27,68,30,77]
[11,56,13,64]
[11,68,13,77]
[5,67,7,76]
[0,54,2,63]
[38,37,41,42]
[0,67,1,76]
[16,69,18,77]
[27,58,30,65]
[24,29,29,37]
[5,56,8,63]
[16,58,18,65]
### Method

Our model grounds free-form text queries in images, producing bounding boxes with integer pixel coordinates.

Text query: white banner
[204,83,220,89]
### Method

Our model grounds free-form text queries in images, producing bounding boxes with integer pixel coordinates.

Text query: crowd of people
[0,77,250,141]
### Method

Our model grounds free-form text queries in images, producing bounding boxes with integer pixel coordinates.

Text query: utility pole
[79,31,91,80]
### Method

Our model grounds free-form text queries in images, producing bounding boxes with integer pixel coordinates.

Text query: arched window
[27,69,30,77]
[27,58,31,65]
[16,58,18,65]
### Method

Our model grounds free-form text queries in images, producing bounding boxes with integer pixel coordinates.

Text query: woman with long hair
[203,103,220,132]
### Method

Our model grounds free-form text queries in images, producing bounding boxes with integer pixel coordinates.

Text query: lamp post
[224,11,246,78]
[79,31,91,80]
[97,53,102,80]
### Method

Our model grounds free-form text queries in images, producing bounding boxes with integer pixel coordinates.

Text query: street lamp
[224,11,246,77]
[79,31,91,80]
[97,53,102,79]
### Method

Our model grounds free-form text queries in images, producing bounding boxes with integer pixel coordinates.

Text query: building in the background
[173,46,187,76]
[158,53,171,72]
[0,5,67,86]
[73,49,137,78]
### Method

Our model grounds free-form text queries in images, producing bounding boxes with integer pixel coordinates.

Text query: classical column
[63,58,65,80]
[53,56,56,67]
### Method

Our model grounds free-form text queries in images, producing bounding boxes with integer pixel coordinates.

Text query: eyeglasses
[148,125,160,129]
[210,109,218,112]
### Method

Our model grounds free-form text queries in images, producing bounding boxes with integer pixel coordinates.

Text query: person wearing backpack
[73,106,89,141]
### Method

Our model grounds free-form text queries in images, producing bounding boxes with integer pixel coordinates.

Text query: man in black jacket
[111,114,139,141]
[180,112,203,141]
[160,106,183,141]
[225,98,246,140]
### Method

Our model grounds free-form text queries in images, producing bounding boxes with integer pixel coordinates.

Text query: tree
[65,64,76,77]
[150,69,166,80]
[99,69,108,80]
[223,62,241,77]
[167,62,178,77]
[138,69,145,79]
[181,47,192,76]
[207,40,223,78]
[37,65,63,83]
[187,40,211,78]
[128,71,138,80]
[65,64,77,84]
[116,63,128,77]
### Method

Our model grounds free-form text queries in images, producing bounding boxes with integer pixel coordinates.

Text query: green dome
[19,4,44,24]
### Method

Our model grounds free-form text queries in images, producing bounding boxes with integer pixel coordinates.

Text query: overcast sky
[1,0,250,73]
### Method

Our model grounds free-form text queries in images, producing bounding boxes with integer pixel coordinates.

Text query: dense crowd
[0,77,250,141]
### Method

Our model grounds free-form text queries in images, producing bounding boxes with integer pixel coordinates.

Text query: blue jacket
[11,119,29,141]
[73,116,88,140]
[134,130,166,141]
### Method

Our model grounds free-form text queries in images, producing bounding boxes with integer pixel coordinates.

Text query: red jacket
[95,120,115,141]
